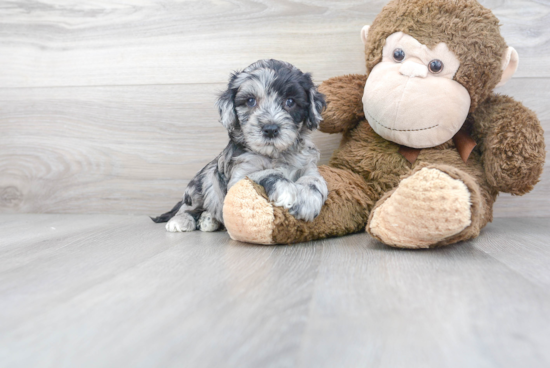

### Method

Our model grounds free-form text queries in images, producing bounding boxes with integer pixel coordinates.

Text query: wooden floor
[1,215,549,368]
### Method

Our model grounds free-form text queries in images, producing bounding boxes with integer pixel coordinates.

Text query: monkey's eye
[246,98,256,107]
[285,98,295,108]
[428,59,444,74]
[393,48,405,62]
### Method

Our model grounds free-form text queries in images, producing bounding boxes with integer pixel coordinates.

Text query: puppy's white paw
[166,214,196,232]
[290,184,324,222]
[270,182,297,209]
[198,212,221,232]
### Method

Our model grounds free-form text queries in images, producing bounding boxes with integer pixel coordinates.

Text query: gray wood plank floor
[1,215,549,368]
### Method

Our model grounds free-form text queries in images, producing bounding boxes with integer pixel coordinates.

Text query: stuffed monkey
[222,0,546,248]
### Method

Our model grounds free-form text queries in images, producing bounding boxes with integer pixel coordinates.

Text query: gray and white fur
[151,59,328,232]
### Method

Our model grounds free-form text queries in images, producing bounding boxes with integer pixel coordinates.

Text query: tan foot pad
[368,168,472,248]
[223,179,275,244]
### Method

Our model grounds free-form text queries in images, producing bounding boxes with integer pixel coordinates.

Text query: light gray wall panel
[0,0,547,88]
[0,78,547,215]
[0,84,341,214]
[0,0,547,215]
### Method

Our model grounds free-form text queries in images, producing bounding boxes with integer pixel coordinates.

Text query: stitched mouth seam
[365,109,439,132]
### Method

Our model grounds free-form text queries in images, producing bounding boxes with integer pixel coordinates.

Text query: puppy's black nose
[262,124,280,138]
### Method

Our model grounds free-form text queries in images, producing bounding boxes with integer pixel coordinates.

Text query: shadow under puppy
[152,59,328,232]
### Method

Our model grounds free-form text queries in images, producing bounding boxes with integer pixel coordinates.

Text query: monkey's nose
[262,124,280,138]
[399,61,428,78]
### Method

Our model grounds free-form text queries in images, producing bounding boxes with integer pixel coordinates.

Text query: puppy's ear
[306,87,326,130]
[216,88,238,131]
[217,71,242,131]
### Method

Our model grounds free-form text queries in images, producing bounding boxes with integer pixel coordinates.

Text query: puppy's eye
[393,48,405,62]
[285,98,295,108]
[246,98,256,107]
[428,59,444,74]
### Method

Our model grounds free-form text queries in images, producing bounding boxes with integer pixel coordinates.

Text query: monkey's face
[363,32,471,148]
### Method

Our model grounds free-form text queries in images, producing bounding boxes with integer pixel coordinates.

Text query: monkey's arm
[318,74,367,133]
[471,94,545,195]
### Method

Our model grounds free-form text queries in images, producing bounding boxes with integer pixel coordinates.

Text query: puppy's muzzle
[262,124,280,138]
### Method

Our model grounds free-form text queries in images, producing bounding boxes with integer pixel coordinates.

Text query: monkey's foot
[367,166,482,249]
[223,179,276,244]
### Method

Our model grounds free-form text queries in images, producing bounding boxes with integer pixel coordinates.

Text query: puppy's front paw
[268,181,297,209]
[289,184,324,222]
[198,211,221,232]
[166,214,196,232]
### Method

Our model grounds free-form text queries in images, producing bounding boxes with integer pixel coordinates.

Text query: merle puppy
[152,59,328,232]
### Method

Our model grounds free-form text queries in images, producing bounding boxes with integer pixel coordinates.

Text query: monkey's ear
[216,88,238,131]
[361,25,370,45]
[496,47,519,87]
[306,88,326,130]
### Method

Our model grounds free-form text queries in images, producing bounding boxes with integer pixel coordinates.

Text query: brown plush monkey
[222,0,546,248]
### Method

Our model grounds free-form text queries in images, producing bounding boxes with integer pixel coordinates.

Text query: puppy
[152,59,328,232]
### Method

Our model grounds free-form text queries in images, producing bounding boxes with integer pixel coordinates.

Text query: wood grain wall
[0,0,548,216]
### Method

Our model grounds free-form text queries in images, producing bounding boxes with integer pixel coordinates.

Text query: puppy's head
[216,59,326,157]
